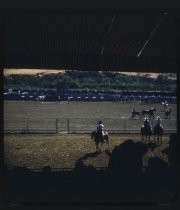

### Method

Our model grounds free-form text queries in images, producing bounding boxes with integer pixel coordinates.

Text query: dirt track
[4,133,171,170]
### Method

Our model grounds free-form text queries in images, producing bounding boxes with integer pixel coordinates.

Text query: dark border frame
[0,0,179,210]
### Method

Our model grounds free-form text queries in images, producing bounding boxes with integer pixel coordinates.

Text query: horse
[91,130,109,152]
[162,101,169,109]
[165,108,171,119]
[154,124,163,144]
[141,124,152,142]
[141,108,156,119]
[131,111,141,119]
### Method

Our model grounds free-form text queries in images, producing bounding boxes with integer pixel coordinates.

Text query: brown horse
[131,111,141,119]
[154,125,163,144]
[141,108,156,119]
[91,130,109,152]
[141,124,152,142]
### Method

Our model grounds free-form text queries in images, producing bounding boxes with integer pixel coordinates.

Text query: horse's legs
[96,142,99,152]
[96,143,98,152]
[100,142,103,149]
[154,133,156,143]
[142,133,144,142]
[106,139,110,149]
[146,134,149,143]
[157,135,159,145]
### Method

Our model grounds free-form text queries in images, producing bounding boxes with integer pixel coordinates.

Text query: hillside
[4,70,176,92]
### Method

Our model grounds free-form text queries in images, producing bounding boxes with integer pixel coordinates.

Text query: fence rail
[4,117,177,134]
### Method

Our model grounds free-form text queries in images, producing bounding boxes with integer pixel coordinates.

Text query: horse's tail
[105,132,109,140]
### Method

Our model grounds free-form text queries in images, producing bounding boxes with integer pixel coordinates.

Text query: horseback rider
[165,106,171,118]
[143,117,151,129]
[96,120,105,136]
[155,116,163,129]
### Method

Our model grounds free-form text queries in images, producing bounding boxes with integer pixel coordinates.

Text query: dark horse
[141,108,156,119]
[165,108,172,119]
[91,130,109,152]
[131,111,141,119]
[154,125,163,144]
[141,124,152,142]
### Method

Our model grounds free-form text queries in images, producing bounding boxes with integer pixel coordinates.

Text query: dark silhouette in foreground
[77,151,101,162]
[4,134,176,204]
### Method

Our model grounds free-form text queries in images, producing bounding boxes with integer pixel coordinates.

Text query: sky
[3,68,177,80]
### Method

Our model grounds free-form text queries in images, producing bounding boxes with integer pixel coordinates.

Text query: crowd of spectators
[4,88,177,103]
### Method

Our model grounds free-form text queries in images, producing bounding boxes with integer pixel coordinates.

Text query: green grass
[4,100,177,119]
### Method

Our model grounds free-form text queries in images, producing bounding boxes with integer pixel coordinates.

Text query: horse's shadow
[77,151,101,162]
[146,142,158,151]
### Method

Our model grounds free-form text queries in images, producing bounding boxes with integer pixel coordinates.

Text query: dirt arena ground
[4,133,171,170]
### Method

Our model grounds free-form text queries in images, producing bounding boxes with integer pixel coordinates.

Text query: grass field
[4,100,177,133]
[4,100,177,119]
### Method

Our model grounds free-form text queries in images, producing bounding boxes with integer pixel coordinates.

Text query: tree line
[4,70,176,92]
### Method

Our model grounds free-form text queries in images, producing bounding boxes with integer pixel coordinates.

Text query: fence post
[67,118,70,134]
[27,118,29,133]
[56,118,58,133]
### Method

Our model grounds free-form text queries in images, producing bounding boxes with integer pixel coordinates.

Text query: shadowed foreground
[4,134,176,204]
